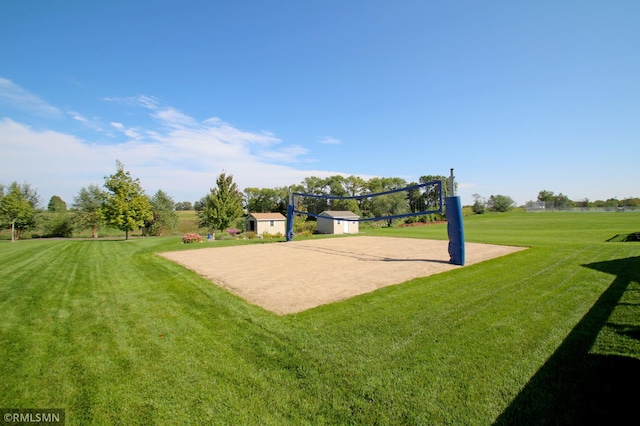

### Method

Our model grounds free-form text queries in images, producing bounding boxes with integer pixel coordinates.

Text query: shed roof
[248,212,286,220]
[318,211,359,218]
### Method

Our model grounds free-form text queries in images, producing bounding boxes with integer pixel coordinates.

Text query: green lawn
[1,212,638,424]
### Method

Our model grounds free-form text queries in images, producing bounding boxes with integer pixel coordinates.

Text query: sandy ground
[159,236,526,315]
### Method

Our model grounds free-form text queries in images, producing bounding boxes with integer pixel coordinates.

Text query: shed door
[344,220,349,233]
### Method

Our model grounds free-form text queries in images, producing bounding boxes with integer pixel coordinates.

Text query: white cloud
[319,136,342,145]
[0,114,346,205]
[103,95,160,110]
[0,85,365,205]
[110,121,141,139]
[67,111,88,122]
[152,107,198,129]
[0,77,62,118]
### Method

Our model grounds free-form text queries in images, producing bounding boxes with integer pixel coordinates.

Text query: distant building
[317,211,360,234]
[246,212,286,236]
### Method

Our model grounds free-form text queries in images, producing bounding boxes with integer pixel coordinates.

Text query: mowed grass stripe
[1,212,639,424]
[285,244,626,423]
[0,239,323,424]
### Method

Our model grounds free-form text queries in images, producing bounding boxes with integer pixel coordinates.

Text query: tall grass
[0,212,638,424]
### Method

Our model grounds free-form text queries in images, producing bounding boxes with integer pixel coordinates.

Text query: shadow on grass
[494,256,640,425]
[605,232,640,242]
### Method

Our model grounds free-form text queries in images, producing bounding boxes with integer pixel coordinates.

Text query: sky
[1,0,639,207]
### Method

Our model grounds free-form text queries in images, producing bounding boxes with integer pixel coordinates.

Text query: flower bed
[182,233,203,243]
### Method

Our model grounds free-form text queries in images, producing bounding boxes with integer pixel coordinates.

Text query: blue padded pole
[286,191,294,241]
[446,196,465,265]
[445,169,465,265]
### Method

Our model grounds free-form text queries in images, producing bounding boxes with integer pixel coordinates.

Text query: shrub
[182,233,202,243]
[244,231,257,239]
[225,228,239,237]
[38,213,74,238]
[261,232,283,239]
[294,219,317,234]
[217,232,235,240]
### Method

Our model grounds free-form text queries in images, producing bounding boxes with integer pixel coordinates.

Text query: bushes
[37,212,74,238]
[261,232,283,239]
[293,218,316,235]
[182,233,203,243]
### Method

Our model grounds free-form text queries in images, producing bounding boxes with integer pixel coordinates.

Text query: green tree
[622,197,640,207]
[175,201,193,211]
[145,190,179,236]
[554,193,571,210]
[198,172,244,235]
[72,185,106,239]
[537,190,555,202]
[0,182,40,241]
[42,195,72,237]
[487,194,515,212]
[325,175,360,213]
[297,176,330,215]
[472,193,486,214]
[604,198,620,208]
[365,177,409,226]
[47,195,67,212]
[244,187,288,214]
[102,161,153,240]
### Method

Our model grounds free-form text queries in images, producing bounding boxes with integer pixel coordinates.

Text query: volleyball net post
[445,168,465,266]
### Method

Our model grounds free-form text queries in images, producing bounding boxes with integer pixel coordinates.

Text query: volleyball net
[286,172,465,265]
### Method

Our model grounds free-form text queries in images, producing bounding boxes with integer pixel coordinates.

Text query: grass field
[0,212,638,424]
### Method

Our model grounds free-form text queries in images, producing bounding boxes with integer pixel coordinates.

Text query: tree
[622,197,640,207]
[537,190,555,202]
[175,201,193,211]
[604,198,620,208]
[0,182,40,241]
[325,175,360,213]
[47,195,67,212]
[102,161,153,240]
[197,172,244,234]
[487,194,515,212]
[297,176,330,215]
[554,193,571,210]
[41,195,72,237]
[72,185,106,239]
[244,187,288,214]
[472,193,486,214]
[365,177,409,226]
[145,190,179,236]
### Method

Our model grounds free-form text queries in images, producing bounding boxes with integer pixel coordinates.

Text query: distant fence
[525,201,639,212]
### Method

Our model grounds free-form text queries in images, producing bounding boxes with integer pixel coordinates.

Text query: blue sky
[1,0,638,207]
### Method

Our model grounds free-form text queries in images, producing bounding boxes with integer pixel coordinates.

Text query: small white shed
[317,211,360,234]
[246,212,287,236]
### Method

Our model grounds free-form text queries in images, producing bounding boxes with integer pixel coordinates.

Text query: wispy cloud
[319,136,342,145]
[0,77,62,118]
[102,95,160,110]
[110,122,141,139]
[152,107,198,129]
[0,93,348,204]
[67,111,88,122]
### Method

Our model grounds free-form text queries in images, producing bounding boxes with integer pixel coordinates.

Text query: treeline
[0,162,180,241]
[0,168,453,240]
[528,190,640,209]
[4,163,639,241]
[242,174,451,222]
[471,190,640,214]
